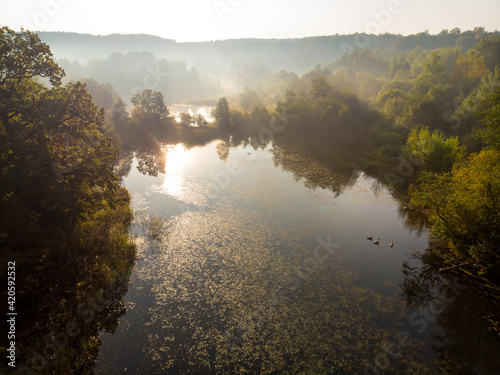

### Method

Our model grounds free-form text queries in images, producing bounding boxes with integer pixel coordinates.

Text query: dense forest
[1,25,500,373]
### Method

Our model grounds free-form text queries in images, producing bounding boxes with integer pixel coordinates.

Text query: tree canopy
[478,87,500,149]
[410,149,500,281]
[1,26,121,230]
[0,26,64,87]
[404,126,465,174]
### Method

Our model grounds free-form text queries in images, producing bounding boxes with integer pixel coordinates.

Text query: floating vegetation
[145,214,167,241]
[133,211,169,248]
[98,200,431,374]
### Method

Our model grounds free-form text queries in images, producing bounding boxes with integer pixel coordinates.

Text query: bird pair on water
[367,236,393,247]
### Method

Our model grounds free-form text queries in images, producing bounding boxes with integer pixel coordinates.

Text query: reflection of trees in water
[401,254,500,374]
[227,134,270,151]
[79,280,130,373]
[271,144,359,197]
[116,152,133,179]
[17,271,131,374]
[120,129,219,178]
[121,138,431,239]
[135,145,166,177]
[216,139,230,161]
[397,205,430,236]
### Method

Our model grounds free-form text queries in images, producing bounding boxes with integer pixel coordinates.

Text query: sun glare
[161,144,191,199]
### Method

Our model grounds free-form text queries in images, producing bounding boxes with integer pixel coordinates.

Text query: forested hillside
[38,28,496,72]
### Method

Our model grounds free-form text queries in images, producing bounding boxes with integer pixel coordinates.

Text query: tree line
[38,28,499,73]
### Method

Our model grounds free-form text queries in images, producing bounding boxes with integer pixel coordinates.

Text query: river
[95,140,500,374]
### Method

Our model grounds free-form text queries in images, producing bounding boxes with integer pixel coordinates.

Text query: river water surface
[95,140,499,374]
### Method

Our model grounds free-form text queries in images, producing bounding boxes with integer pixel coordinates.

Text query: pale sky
[1,0,499,42]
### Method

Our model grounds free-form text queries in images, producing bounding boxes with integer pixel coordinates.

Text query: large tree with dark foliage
[1,27,120,228]
[214,96,233,131]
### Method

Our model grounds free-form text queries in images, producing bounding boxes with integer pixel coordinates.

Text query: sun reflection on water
[161,144,191,199]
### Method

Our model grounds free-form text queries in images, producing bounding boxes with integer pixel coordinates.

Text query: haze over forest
[38,28,499,103]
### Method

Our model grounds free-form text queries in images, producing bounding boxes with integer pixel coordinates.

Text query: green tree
[311,77,334,100]
[214,96,232,131]
[112,97,130,130]
[112,97,134,148]
[478,87,500,149]
[377,88,407,119]
[390,54,411,76]
[0,27,120,227]
[422,51,446,79]
[0,28,136,373]
[404,126,466,174]
[452,50,490,94]
[131,89,169,124]
[474,35,500,71]
[131,89,172,140]
[82,78,117,110]
[0,27,64,86]
[410,149,500,281]
[334,49,388,76]
[193,113,208,127]
[412,51,447,93]
[452,68,500,140]
[0,27,65,138]
[239,86,262,111]
[179,112,194,127]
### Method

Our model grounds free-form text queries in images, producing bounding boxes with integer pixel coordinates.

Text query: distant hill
[38,29,498,73]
